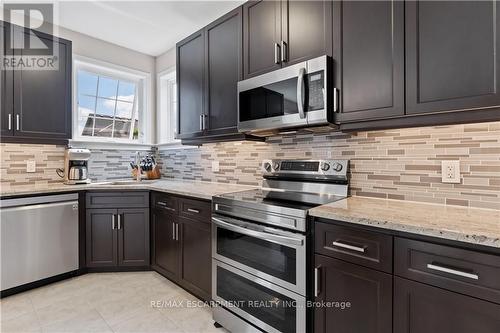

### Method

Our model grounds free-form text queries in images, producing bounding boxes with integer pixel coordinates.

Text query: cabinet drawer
[315,222,393,273]
[152,192,177,213]
[395,238,500,304]
[86,192,149,209]
[178,198,211,222]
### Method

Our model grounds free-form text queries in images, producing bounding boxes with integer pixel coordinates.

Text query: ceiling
[55,1,246,57]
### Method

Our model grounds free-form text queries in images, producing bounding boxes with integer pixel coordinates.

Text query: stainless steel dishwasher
[0,193,79,291]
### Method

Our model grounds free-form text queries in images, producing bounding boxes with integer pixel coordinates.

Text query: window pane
[80,117,94,137]
[78,95,96,114]
[96,98,116,117]
[77,70,98,96]
[115,101,133,119]
[117,81,136,102]
[93,117,113,137]
[114,120,131,138]
[98,77,119,98]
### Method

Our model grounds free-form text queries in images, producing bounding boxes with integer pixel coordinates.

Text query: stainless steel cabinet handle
[333,88,339,112]
[274,43,281,64]
[281,41,287,62]
[16,114,20,131]
[157,201,167,206]
[332,241,365,253]
[199,114,203,131]
[187,208,200,214]
[172,223,175,240]
[202,114,207,130]
[8,114,12,130]
[117,214,121,230]
[175,223,179,241]
[112,214,115,230]
[314,266,321,297]
[297,67,306,119]
[427,263,479,280]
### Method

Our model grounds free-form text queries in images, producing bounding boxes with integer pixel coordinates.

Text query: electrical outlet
[212,160,220,172]
[26,160,36,173]
[441,160,460,183]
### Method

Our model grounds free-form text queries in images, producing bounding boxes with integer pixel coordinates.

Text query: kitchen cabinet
[85,192,150,269]
[151,192,212,301]
[243,0,332,78]
[0,21,72,143]
[176,7,252,144]
[333,0,404,122]
[313,218,500,333]
[151,206,179,277]
[405,0,500,115]
[314,254,392,333]
[394,277,500,333]
[177,29,205,139]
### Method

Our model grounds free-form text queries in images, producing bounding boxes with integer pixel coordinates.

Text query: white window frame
[72,55,152,148]
[156,67,182,147]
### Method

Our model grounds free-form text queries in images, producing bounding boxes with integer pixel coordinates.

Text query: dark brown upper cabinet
[334,0,404,123]
[1,21,72,144]
[176,29,205,139]
[243,0,332,79]
[405,0,500,115]
[176,7,252,144]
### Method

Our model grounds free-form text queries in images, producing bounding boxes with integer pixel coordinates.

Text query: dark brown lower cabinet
[151,192,212,301]
[86,207,149,269]
[178,216,211,300]
[314,254,392,333]
[394,277,500,333]
[151,208,179,277]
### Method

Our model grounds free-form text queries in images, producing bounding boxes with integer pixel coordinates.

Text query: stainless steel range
[211,159,349,333]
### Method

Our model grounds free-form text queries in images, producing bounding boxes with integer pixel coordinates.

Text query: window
[74,57,149,143]
[157,69,179,145]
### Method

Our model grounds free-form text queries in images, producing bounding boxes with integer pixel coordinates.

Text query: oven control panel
[262,159,349,179]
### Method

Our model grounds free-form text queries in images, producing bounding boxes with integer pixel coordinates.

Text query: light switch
[27,160,36,173]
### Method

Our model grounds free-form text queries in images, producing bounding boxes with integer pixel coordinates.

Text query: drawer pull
[187,208,200,214]
[157,201,167,206]
[427,263,479,280]
[332,241,366,253]
[314,266,321,297]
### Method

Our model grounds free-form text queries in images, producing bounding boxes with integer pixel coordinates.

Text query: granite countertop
[309,196,500,249]
[0,179,256,200]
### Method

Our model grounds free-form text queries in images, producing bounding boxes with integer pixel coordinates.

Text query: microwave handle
[297,67,306,119]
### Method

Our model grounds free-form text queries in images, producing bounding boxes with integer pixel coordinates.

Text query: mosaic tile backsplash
[1,121,499,209]
[159,121,500,210]
[0,144,155,189]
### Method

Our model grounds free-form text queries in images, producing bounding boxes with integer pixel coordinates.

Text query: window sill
[69,139,153,151]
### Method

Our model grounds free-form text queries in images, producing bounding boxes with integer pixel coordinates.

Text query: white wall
[156,47,176,74]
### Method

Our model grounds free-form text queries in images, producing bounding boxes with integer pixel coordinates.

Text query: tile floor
[0,271,229,333]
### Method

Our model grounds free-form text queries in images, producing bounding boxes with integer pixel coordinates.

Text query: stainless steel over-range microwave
[237,55,337,136]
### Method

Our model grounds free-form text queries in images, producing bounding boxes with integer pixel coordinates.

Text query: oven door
[212,215,306,295]
[212,260,306,333]
[237,55,330,134]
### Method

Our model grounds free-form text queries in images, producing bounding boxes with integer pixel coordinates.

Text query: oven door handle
[212,217,303,247]
[297,67,306,119]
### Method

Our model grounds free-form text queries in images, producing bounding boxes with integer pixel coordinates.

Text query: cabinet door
[151,209,179,277]
[281,0,332,66]
[176,29,205,139]
[1,22,14,137]
[394,277,500,333]
[243,0,282,78]
[86,209,117,267]
[117,208,149,267]
[204,7,242,136]
[314,254,392,333]
[334,0,404,123]
[13,25,72,139]
[406,1,500,115]
[179,216,211,301]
